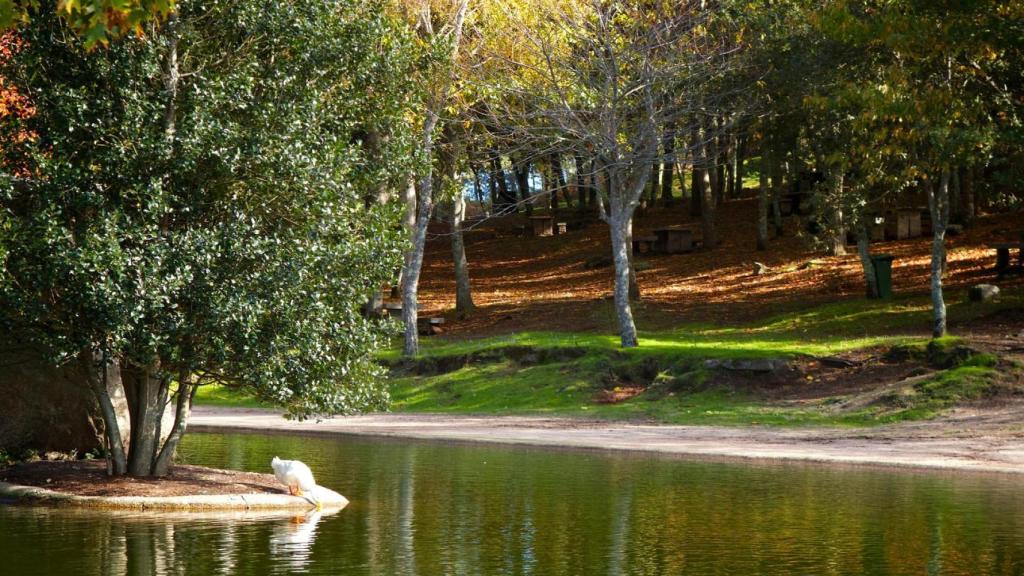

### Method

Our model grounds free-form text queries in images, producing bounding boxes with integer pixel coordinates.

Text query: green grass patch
[868,361,1002,423]
[193,384,272,409]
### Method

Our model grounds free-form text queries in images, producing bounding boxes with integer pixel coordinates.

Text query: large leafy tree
[478,0,741,347]
[0,0,418,476]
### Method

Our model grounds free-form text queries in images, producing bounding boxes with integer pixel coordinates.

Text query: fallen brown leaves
[415,194,1022,336]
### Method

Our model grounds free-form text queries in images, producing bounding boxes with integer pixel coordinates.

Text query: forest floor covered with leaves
[416,193,1023,334]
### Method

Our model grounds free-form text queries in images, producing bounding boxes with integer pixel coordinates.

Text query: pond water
[1,431,1023,575]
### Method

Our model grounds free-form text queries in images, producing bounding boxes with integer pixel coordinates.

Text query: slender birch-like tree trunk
[661,125,675,206]
[927,171,951,338]
[609,203,639,347]
[827,168,847,256]
[401,123,436,357]
[856,222,878,299]
[450,193,475,316]
[756,169,769,251]
[401,0,468,357]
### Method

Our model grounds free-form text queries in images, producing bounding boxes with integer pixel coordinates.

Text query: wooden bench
[653,227,694,254]
[417,316,445,336]
[632,235,659,255]
[991,242,1024,278]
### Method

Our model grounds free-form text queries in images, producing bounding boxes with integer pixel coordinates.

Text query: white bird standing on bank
[271,456,322,510]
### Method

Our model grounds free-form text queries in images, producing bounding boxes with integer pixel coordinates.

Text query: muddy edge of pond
[189,407,1024,476]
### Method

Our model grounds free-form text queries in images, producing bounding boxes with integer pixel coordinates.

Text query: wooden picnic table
[382,302,445,335]
[383,301,403,319]
[529,215,555,237]
[652,227,695,254]
[632,235,658,255]
[991,242,1024,278]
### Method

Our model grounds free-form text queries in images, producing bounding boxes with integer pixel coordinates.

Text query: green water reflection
[1,431,1022,575]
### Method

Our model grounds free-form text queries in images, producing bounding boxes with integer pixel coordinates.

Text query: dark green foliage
[0,0,419,419]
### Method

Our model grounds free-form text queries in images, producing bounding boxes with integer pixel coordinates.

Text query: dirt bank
[191,405,1024,475]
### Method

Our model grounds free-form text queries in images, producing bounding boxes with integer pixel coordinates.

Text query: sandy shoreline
[190,406,1024,475]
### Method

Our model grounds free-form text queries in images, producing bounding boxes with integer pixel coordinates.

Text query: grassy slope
[387,294,1016,426]
[195,292,1019,427]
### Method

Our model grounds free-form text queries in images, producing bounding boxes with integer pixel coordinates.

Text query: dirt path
[191,405,1024,475]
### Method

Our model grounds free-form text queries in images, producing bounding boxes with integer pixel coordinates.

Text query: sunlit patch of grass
[193,384,272,409]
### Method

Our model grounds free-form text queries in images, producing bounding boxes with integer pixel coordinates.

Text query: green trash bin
[870,254,895,299]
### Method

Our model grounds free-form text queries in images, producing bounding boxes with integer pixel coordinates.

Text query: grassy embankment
[196,291,1021,427]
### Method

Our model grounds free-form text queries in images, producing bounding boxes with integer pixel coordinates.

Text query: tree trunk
[856,222,878,299]
[626,217,640,301]
[589,159,599,211]
[711,127,725,204]
[492,155,514,212]
[927,172,951,338]
[400,0,465,356]
[401,109,439,357]
[700,136,718,249]
[676,152,687,206]
[471,165,484,208]
[488,158,499,209]
[690,167,702,217]
[757,169,769,251]
[126,361,164,477]
[551,154,571,210]
[161,16,179,147]
[661,126,675,206]
[450,194,474,316]
[950,168,962,224]
[401,176,433,357]
[770,161,784,236]
[82,351,127,476]
[827,168,847,256]
[152,372,193,477]
[647,162,659,208]
[700,168,717,249]
[725,155,735,199]
[707,153,720,205]
[609,210,639,347]
[960,166,976,227]
[575,155,587,211]
[514,159,532,216]
[733,137,745,198]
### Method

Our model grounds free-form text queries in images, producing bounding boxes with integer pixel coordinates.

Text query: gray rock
[704,358,788,373]
[968,284,1000,303]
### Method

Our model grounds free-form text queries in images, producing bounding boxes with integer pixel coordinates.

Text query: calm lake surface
[1,431,1023,575]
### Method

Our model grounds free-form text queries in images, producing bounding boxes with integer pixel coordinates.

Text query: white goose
[271,456,322,510]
